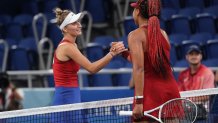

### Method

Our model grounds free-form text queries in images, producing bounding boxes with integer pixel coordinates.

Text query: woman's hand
[110,41,127,56]
[133,104,143,120]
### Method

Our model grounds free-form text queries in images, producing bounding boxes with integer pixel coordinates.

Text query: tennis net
[0,88,217,123]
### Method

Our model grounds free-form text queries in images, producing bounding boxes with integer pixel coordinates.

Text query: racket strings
[161,100,197,123]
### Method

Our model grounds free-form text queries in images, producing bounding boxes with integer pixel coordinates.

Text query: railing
[7,67,218,88]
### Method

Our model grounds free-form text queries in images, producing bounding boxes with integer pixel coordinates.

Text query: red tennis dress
[133,29,181,121]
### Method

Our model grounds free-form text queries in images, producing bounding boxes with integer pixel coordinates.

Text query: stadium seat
[178,7,201,19]
[161,8,177,21]
[170,15,192,35]
[173,59,189,80]
[0,14,12,25]
[42,0,59,13]
[206,39,218,59]
[169,33,189,45]
[91,61,121,87]
[6,23,23,41]
[19,37,37,52]
[170,43,178,66]
[160,19,166,31]
[184,0,205,9]
[215,34,218,39]
[84,0,112,27]
[93,35,115,49]
[0,14,12,38]
[202,59,218,67]
[20,0,39,15]
[8,47,32,70]
[213,0,218,6]
[194,13,217,35]
[13,14,33,37]
[47,23,62,48]
[123,16,137,35]
[5,38,18,48]
[85,43,104,62]
[190,32,213,45]
[13,14,33,26]
[204,5,218,17]
[161,0,181,10]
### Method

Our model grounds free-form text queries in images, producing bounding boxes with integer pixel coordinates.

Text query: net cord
[0,88,217,119]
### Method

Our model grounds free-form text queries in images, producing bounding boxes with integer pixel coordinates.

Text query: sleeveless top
[53,40,80,87]
[134,26,181,120]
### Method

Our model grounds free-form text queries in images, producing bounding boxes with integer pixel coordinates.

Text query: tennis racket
[119,98,197,123]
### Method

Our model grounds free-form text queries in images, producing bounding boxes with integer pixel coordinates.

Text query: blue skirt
[53,87,81,105]
[52,87,85,123]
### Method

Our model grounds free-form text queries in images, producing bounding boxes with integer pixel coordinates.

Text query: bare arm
[129,30,145,119]
[56,42,126,74]
[128,31,144,97]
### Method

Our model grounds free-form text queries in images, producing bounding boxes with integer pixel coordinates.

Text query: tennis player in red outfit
[121,0,181,122]
[52,8,126,106]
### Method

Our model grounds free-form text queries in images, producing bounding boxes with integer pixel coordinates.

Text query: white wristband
[135,96,144,99]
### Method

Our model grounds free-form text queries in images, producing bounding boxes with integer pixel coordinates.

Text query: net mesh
[0,88,217,123]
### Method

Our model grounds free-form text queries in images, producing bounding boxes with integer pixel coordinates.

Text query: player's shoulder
[128,28,145,41]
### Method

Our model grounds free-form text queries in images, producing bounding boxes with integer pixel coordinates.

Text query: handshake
[109,41,128,57]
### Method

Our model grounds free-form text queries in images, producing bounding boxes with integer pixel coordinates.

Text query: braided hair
[139,0,171,78]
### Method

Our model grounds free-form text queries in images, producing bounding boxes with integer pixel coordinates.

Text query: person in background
[177,45,215,120]
[120,0,181,122]
[52,7,126,106]
[177,45,215,91]
[0,72,24,111]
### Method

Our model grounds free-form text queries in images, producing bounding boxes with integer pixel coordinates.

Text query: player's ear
[63,27,67,33]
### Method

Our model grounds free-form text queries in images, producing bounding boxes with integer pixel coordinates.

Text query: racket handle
[119,111,133,116]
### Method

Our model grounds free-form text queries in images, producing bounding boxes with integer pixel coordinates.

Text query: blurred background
[0,0,218,109]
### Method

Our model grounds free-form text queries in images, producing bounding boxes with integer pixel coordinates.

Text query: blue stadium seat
[13,14,33,27]
[179,7,201,19]
[20,0,39,15]
[161,0,181,10]
[170,43,178,66]
[202,59,218,67]
[91,61,121,87]
[169,33,189,45]
[84,0,112,24]
[13,14,33,37]
[5,38,18,48]
[47,23,62,48]
[184,0,205,9]
[19,37,37,52]
[0,14,12,25]
[195,13,217,35]
[8,47,32,70]
[170,15,192,35]
[85,43,104,62]
[160,19,166,31]
[161,8,177,21]
[212,0,218,6]
[42,0,59,13]
[190,32,213,45]
[123,16,137,35]
[6,23,23,41]
[93,35,115,49]
[206,39,218,59]
[215,34,218,39]
[116,65,132,86]
[0,14,12,38]
[204,5,218,17]
[173,59,189,81]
